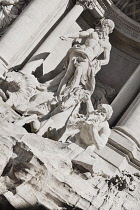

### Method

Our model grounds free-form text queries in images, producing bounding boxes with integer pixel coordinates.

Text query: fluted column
[0,0,69,68]
[22,0,97,74]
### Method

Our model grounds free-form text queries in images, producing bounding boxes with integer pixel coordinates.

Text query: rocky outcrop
[0,104,140,210]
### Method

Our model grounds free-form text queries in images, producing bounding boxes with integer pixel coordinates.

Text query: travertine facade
[0,0,140,209]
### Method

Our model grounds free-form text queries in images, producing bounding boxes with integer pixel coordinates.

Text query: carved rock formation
[0,12,139,210]
[0,114,140,209]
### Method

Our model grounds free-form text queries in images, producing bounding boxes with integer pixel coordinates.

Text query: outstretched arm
[60,28,94,40]
[85,93,94,115]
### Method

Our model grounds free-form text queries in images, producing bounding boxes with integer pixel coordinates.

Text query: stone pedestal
[72,149,115,176]
[95,144,129,172]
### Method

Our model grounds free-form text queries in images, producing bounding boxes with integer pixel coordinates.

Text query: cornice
[105,2,140,42]
[89,0,140,43]
[73,0,140,43]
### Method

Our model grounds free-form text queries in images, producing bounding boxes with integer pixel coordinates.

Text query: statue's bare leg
[86,97,94,114]
[57,59,75,95]
[68,60,89,93]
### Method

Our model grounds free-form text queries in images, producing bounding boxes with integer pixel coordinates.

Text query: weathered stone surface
[0,1,140,209]
[72,149,114,176]
[0,111,139,210]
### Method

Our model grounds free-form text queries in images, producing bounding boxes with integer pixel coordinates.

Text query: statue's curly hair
[101,18,115,33]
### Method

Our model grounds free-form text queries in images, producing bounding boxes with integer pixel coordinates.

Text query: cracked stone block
[72,149,113,176]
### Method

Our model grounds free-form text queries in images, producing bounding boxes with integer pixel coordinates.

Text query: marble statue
[0,0,139,207]
[12,20,114,151]
[57,18,115,98]
[15,86,90,135]
[58,93,113,148]
[73,104,113,150]
[26,91,113,153]
[36,87,91,137]
[0,71,48,113]
[5,18,114,152]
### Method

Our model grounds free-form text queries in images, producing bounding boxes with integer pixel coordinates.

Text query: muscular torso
[79,120,109,147]
[77,31,111,61]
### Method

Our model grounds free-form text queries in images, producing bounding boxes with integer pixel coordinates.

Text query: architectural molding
[109,130,140,170]
[105,5,140,41]
[113,0,140,23]
[90,0,140,43]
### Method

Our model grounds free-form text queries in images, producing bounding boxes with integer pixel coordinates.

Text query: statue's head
[101,18,115,34]
[97,104,113,120]
[5,71,20,82]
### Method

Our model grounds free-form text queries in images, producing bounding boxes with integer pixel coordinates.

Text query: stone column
[32,0,99,55]
[110,65,140,126]
[115,93,140,146]
[108,93,140,171]
[95,90,140,172]
[22,0,97,74]
[107,66,140,171]
[0,0,69,68]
